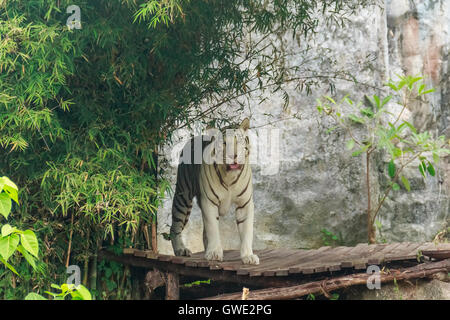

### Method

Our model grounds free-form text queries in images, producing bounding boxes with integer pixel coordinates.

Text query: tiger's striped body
[170,118,259,265]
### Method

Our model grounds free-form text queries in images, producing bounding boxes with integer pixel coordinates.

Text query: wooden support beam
[165,272,180,300]
[202,258,450,300]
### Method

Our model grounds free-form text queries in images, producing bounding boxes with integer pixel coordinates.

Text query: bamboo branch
[65,212,74,268]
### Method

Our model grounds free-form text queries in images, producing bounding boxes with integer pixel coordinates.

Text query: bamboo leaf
[418,162,426,177]
[426,162,435,176]
[400,176,411,192]
[388,160,396,179]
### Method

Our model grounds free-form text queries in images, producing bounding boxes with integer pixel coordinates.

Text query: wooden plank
[339,243,371,268]
[133,250,148,258]
[399,242,440,260]
[367,243,403,264]
[222,249,275,271]
[287,246,333,274]
[256,249,314,276]
[311,245,365,272]
[233,249,290,275]
[422,249,450,260]
[346,243,389,271]
[146,251,159,260]
[298,246,358,274]
[384,242,422,262]
[158,254,176,262]
[182,251,213,268]
[172,256,190,264]
[417,242,450,260]
[236,249,303,276]
[261,249,312,276]
[363,242,410,264]
[237,250,293,276]
[123,248,136,255]
[209,250,242,270]
[313,245,360,273]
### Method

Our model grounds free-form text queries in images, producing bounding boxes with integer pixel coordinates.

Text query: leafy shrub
[317,75,450,243]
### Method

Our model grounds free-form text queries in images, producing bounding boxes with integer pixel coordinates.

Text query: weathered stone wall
[157,0,450,255]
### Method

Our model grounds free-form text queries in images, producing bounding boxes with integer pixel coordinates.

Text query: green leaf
[352,149,364,157]
[360,108,374,118]
[0,233,20,261]
[0,193,12,220]
[375,219,382,229]
[0,177,18,204]
[0,257,19,275]
[20,230,39,258]
[381,95,392,107]
[407,76,422,89]
[393,148,402,158]
[344,97,353,105]
[432,152,439,164]
[419,161,426,177]
[421,88,435,95]
[373,95,380,109]
[16,244,37,270]
[346,140,355,150]
[317,105,323,114]
[326,126,338,134]
[324,96,336,104]
[397,121,417,134]
[388,160,396,179]
[60,283,73,293]
[386,82,398,91]
[427,162,435,176]
[348,114,365,124]
[1,224,14,237]
[400,176,411,192]
[70,285,92,300]
[0,177,18,192]
[392,183,400,191]
[24,293,47,300]
[418,83,426,94]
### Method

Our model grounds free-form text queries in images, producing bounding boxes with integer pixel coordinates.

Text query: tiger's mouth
[226,163,242,171]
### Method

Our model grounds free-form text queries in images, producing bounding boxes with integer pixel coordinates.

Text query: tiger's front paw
[205,248,223,262]
[174,247,192,257]
[241,254,259,265]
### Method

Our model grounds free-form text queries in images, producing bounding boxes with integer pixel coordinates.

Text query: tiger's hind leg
[170,190,193,257]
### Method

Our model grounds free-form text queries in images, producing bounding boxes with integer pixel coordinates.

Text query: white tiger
[170,118,259,265]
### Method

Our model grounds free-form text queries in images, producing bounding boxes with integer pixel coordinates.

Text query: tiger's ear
[240,118,250,131]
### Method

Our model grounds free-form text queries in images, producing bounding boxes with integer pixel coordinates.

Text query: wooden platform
[121,242,450,277]
[99,241,450,299]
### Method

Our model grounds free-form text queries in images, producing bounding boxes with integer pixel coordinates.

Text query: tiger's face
[222,122,250,171]
[207,118,250,171]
